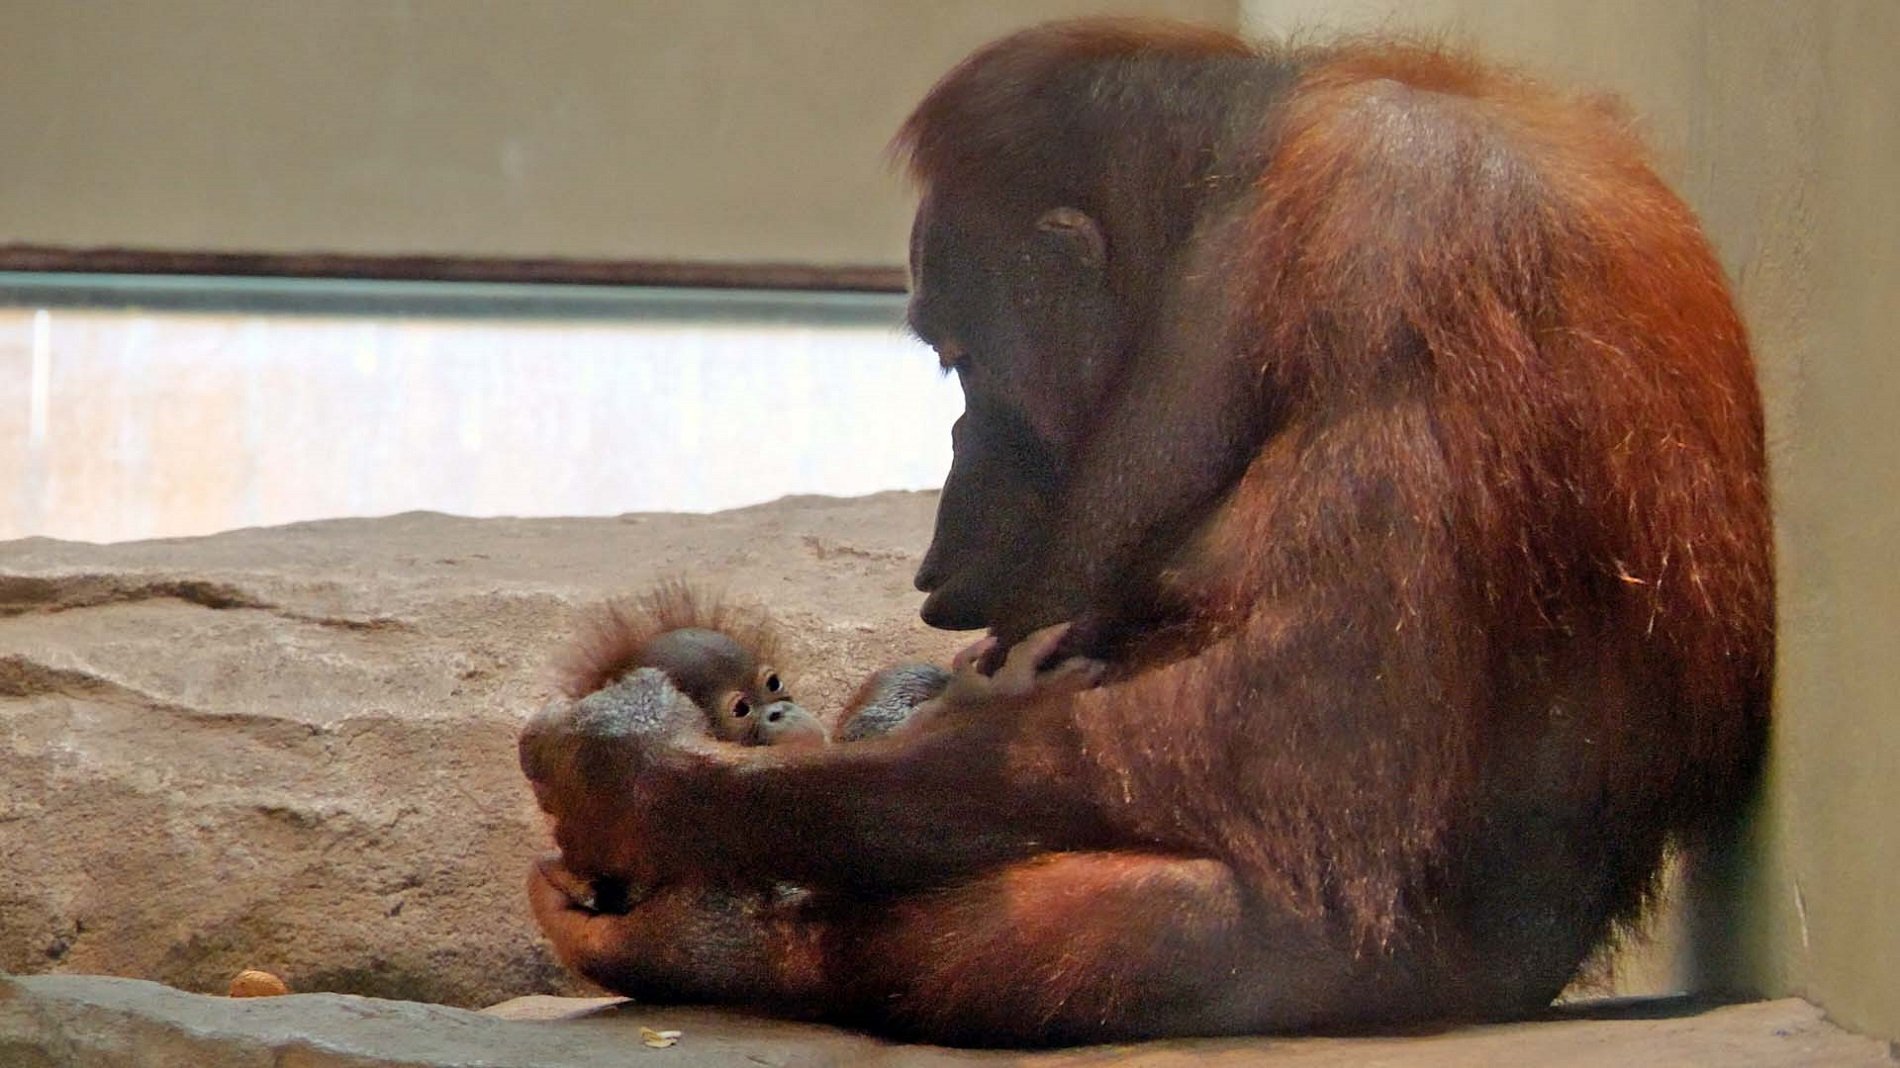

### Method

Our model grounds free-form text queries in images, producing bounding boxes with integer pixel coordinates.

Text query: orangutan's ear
[1036,207,1106,270]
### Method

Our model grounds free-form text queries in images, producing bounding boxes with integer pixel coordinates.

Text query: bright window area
[0,276,956,543]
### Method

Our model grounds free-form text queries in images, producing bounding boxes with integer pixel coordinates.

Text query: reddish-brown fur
[523,20,1772,1046]
[554,579,788,700]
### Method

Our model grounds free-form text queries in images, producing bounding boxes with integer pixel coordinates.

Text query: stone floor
[2,975,1892,1068]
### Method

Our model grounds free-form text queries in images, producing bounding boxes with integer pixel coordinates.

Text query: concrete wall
[0,1,1232,268]
[1243,0,1900,1043]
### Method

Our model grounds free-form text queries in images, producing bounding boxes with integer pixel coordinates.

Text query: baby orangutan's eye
[729,695,752,719]
[764,672,782,693]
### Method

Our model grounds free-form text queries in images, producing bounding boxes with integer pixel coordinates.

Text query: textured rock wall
[0,494,961,1007]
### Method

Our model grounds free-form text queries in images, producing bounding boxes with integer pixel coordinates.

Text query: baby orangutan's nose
[755,700,828,748]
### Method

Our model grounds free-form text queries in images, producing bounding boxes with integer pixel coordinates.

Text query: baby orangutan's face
[635,628,827,748]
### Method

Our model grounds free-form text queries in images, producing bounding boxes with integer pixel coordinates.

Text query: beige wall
[1245,0,1900,1043]
[0,1,1234,267]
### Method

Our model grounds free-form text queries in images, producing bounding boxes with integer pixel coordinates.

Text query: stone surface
[2,976,1892,1068]
[0,495,963,1008]
[2,494,1885,1060]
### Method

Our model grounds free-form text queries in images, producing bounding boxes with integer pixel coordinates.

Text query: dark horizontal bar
[0,244,909,294]
[0,270,912,325]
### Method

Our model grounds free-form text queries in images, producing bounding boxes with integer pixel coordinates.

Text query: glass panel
[0,275,955,544]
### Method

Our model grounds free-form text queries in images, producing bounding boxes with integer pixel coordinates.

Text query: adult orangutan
[522,19,1773,1046]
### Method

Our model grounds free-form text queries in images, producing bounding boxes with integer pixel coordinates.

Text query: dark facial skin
[634,628,826,748]
[910,181,1274,676]
[907,192,1127,641]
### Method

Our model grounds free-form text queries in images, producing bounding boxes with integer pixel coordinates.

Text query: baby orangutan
[519,580,952,920]
[553,580,828,748]
[520,581,822,915]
